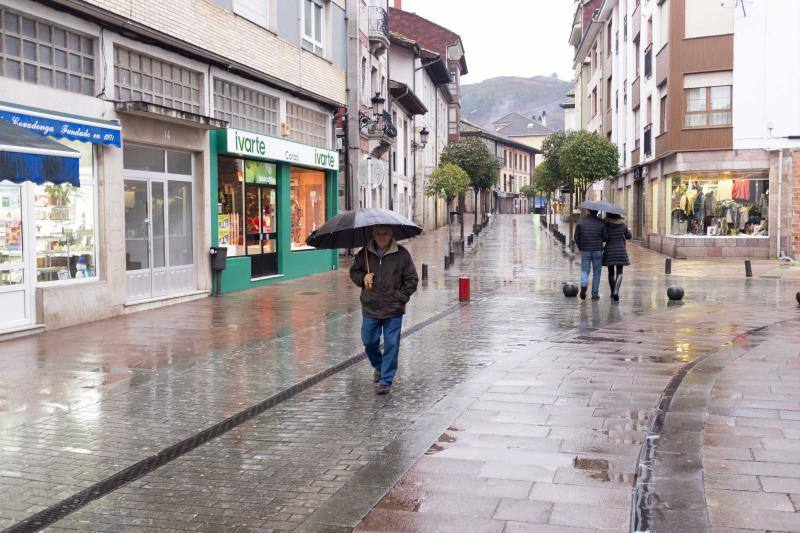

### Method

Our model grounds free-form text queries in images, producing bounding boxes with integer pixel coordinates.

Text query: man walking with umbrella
[349,225,419,394]
[574,207,608,300]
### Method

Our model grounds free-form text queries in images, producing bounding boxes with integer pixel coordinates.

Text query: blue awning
[0,101,122,148]
[0,120,80,186]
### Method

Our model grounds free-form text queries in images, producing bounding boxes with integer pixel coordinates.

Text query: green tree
[425,163,470,253]
[441,138,501,233]
[559,130,619,199]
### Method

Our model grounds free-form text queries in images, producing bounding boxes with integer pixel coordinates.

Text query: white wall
[733,0,800,150]
[389,46,415,89]
[685,0,734,39]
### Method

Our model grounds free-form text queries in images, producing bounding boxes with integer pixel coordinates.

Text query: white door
[0,184,32,329]
[123,146,195,302]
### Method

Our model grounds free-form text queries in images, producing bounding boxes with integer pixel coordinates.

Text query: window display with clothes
[667,171,769,237]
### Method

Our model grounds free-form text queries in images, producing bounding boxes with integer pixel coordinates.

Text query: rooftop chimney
[541,110,547,128]
[394,0,402,9]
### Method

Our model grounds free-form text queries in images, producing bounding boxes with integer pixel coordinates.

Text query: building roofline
[460,119,541,154]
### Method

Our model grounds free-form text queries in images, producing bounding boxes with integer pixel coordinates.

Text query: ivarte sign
[226,128,339,171]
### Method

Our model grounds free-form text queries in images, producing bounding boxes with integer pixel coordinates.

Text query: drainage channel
[630,324,770,533]
[3,301,467,533]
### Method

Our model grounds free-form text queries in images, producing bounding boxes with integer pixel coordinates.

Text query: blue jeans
[580,250,604,297]
[361,315,403,386]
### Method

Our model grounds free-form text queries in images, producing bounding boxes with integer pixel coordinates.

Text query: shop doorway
[633,179,645,240]
[0,184,32,329]
[245,182,278,278]
[123,146,195,302]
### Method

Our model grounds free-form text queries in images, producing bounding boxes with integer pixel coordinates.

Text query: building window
[623,15,628,41]
[0,7,95,95]
[114,47,202,113]
[301,0,325,55]
[607,77,613,110]
[232,0,269,28]
[634,39,640,76]
[287,102,328,148]
[667,172,768,237]
[660,95,668,134]
[291,167,327,250]
[607,21,613,55]
[213,78,279,136]
[592,88,598,117]
[684,86,731,128]
[34,139,97,282]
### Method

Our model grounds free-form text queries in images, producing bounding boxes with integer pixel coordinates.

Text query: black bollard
[449,250,455,264]
[667,285,684,301]
[796,291,800,305]
[665,257,672,275]
[461,240,465,254]
[444,255,449,270]
[745,260,753,278]
[421,263,428,280]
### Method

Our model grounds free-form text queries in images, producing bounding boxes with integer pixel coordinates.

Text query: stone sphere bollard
[562,282,579,298]
[667,285,685,301]
[796,291,800,305]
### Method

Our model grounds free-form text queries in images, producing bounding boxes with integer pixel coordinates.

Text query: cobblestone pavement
[1,215,799,532]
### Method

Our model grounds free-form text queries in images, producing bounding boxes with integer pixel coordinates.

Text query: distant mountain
[461,75,572,133]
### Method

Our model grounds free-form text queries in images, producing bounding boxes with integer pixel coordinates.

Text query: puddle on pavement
[572,457,636,485]
[425,443,444,455]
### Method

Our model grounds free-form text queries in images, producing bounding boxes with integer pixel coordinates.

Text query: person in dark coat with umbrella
[574,210,608,300]
[349,225,418,394]
[603,213,632,301]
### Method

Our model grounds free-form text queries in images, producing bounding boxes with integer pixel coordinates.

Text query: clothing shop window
[301,0,325,56]
[114,46,203,113]
[34,139,97,282]
[684,85,731,128]
[291,167,326,251]
[667,171,769,237]
[217,157,245,257]
[0,7,96,95]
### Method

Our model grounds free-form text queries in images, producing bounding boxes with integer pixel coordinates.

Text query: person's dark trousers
[361,315,403,386]
[580,250,604,297]
[608,265,624,292]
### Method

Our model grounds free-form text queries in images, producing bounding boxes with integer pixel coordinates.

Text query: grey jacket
[574,215,608,252]
[349,239,418,319]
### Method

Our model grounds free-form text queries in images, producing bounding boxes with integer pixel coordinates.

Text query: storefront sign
[0,104,122,147]
[225,129,338,171]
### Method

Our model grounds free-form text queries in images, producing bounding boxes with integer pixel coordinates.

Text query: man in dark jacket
[350,226,419,394]
[573,210,608,300]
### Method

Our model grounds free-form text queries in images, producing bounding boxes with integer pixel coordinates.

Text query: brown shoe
[373,369,381,383]
[375,383,391,395]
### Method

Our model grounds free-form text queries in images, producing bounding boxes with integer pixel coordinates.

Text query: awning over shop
[0,101,122,147]
[0,120,80,187]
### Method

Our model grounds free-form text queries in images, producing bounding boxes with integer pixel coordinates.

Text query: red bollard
[459,276,470,302]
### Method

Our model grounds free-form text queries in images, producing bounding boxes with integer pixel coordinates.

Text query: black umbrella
[305,208,422,249]
[578,200,626,216]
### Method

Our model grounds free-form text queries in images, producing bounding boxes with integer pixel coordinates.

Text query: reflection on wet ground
[0,215,799,532]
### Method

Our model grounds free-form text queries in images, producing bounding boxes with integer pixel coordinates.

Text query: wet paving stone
[2,215,800,532]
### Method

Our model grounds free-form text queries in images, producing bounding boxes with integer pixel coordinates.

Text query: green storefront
[210,128,339,293]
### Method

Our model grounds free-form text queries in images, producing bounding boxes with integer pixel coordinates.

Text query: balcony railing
[656,44,669,87]
[655,132,669,156]
[643,124,652,156]
[644,44,653,78]
[368,7,390,51]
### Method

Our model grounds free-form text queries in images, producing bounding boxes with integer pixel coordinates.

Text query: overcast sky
[397,0,575,85]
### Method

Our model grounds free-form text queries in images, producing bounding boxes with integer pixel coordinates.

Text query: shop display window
[290,167,326,251]
[34,139,97,282]
[667,171,768,237]
[217,157,245,256]
[0,185,24,286]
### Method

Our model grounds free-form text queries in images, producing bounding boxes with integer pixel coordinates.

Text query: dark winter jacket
[349,239,419,319]
[574,215,608,252]
[603,220,632,266]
